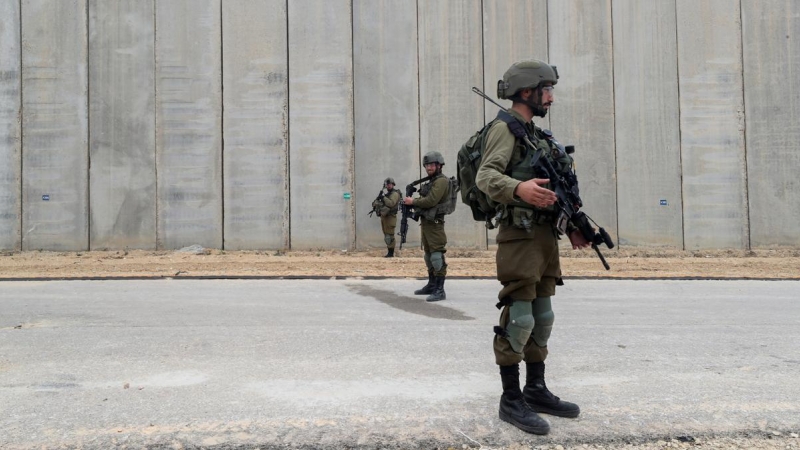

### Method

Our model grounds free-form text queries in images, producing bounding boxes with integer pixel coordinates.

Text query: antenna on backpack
[472,87,508,112]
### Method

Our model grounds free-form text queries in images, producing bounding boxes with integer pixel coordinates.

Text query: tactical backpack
[456,121,499,226]
[418,175,460,220]
[439,176,460,216]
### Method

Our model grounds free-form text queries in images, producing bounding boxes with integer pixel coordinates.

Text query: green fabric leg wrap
[531,296,554,348]
[506,300,534,354]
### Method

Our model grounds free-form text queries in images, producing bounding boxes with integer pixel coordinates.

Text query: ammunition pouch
[504,205,555,231]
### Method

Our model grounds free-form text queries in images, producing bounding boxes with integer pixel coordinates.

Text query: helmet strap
[524,87,548,118]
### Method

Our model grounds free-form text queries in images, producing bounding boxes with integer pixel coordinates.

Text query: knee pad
[505,300,534,354]
[423,253,433,271]
[430,252,445,272]
[531,296,555,347]
[384,234,393,246]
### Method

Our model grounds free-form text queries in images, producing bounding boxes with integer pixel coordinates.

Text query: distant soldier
[370,177,402,257]
[403,152,451,301]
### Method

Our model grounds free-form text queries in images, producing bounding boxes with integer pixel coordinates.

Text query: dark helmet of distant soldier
[384,177,395,186]
[497,59,559,99]
[422,151,445,166]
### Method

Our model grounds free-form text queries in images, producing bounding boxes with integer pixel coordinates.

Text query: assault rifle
[398,175,432,249]
[472,87,615,269]
[367,190,384,217]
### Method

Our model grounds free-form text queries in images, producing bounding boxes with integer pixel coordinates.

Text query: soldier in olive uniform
[403,151,450,302]
[372,177,402,257]
[476,60,591,435]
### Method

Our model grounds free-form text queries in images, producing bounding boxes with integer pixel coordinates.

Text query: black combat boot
[384,248,394,258]
[498,364,550,435]
[425,276,446,302]
[414,270,435,295]
[523,362,580,418]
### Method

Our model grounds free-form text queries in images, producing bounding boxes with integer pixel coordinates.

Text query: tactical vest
[382,189,401,216]
[418,174,452,221]
[499,120,575,228]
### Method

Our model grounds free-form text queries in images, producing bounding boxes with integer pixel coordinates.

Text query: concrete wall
[742,0,800,247]
[21,0,89,251]
[155,0,222,250]
[677,0,747,250]
[0,0,21,250]
[288,0,354,250]
[89,0,156,250]
[222,0,289,250]
[2,0,799,251]
[613,0,683,248]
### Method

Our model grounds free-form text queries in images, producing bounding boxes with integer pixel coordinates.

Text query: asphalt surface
[1,279,799,449]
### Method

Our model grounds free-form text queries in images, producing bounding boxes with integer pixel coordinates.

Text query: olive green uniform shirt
[412,175,449,210]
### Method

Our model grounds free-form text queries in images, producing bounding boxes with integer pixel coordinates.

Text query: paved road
[1,279,798,449]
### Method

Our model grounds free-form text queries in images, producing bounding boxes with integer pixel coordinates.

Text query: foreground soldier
[371,177,402,257]
[476,60,590,435]
[403,152,450,302]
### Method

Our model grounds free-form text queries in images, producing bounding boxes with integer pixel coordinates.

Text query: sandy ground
[1,247,798,280]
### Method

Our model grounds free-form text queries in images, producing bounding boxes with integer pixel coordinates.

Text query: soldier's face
[540,84,554,108]
[424,163,438,176]
[386,183,394,190]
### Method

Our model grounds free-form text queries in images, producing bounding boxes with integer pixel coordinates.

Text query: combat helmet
[422,151,445,166]
[497,59,559,99]
[384,177,396,186]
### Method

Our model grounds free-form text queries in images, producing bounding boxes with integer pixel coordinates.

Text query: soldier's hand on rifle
[514,178,557,208]
[568,229,591,250]
[403,197,414,206]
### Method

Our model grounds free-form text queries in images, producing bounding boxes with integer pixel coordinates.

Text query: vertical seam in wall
[545,0,551,129]
[609,0,620,247]
[153,0,159,249]
[738,0,751,250]
[480,0,487,249]
[86,0,91,250]
[545,0,550,60]
[673,0,685,250]
[349,0,356,251]
[285,0,291,250]
[220,0,225,250]
[415,0,422,181]
[18,0,23,251]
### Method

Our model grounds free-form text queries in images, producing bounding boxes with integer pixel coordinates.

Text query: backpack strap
[496,110,545,171]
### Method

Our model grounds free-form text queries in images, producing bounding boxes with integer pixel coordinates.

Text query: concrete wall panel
[482,0,548,123]
[288,0,354,250]
[21,0,88,251]
[0,0,21,250]
[353,0,420,250]
[89,0,156,250]
[612,0,683,247]
[222,0,288,250]
[418,0,485,248]
[677,0,747,250]
[548,0,617,243]
[742,1,800,247]
[155,0,222,249]
[482,0,548,246]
